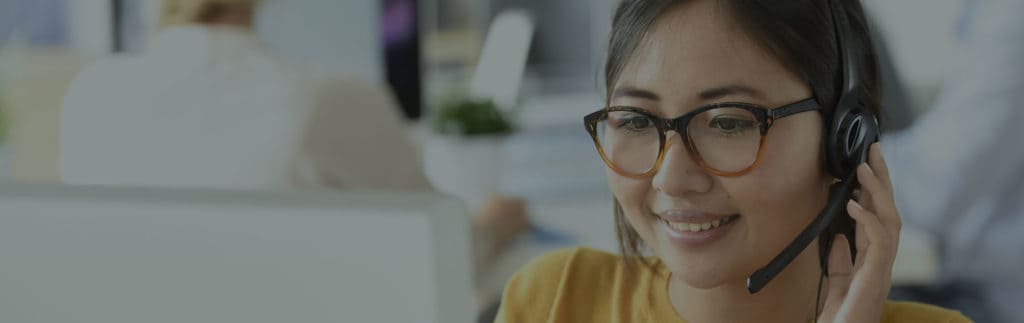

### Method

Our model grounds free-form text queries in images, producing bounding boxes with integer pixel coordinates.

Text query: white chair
[58,26,428,191]
[469,9,535,111]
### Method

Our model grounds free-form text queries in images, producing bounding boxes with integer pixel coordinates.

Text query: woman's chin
[676,269,733,289]
[661,258,738,290]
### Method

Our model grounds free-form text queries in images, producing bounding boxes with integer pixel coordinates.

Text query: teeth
[666,216,733,233]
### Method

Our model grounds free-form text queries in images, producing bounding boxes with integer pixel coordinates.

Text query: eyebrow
[698,85,764,101]
[612,84,764,102]
[611,87,661,101]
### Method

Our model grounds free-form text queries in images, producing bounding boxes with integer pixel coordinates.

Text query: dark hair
[605,0,882,268]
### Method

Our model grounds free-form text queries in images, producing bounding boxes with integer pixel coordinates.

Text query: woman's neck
[668,245,827,323]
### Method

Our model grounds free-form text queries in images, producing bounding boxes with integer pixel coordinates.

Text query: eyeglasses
[584,98,821,178]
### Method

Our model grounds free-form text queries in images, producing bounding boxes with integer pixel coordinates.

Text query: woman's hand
[820,143,902,323]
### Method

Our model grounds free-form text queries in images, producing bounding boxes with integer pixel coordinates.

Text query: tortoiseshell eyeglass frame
[583,98,821,178]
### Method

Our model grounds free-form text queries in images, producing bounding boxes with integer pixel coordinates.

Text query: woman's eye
[607,110,657,136]
[623,117,652,130]
[709,116,756,134]
[613,115,655,133]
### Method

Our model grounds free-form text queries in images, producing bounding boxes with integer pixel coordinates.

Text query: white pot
[0,143,12,181]
[423,134,506,211]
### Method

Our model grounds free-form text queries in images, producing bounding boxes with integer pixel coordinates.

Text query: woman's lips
[657,209,737,224]
[656,210,740,247]
[662,215,738,232]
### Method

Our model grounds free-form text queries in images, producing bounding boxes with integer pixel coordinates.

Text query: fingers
[868,143,891,188]
[847,201,883,239]
[849,200,871,269]
[823,234,853,317]
[827,234,854,277]
[853,186,875,218]
[820,145,899,323]
[857,144,901,233]
[841,201,899,320]
[856,164,890,208]
[847,200,896,265]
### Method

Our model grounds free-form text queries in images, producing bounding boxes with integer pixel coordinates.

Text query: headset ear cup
[854,112,880,163]
[825,102,853,178]
[826,90,881,178]
[820,110,877,273]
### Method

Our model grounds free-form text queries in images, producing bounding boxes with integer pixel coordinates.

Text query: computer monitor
[259,0,424,119]
[0,184,474,323]
[486,0,614,94]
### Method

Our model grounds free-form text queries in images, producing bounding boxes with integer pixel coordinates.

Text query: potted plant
[423,95,516,210]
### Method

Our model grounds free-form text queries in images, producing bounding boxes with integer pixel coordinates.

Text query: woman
[495,0,971,322]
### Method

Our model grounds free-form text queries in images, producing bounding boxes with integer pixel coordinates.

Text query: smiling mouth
[661,215,740,233]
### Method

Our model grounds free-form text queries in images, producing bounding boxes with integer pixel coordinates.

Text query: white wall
[589,0,616,92]
[133,0,383,81]
[257,0,383,81]
[68,0,112,56]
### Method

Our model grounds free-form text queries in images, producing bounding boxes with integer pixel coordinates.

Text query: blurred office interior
[0,0,1018,322]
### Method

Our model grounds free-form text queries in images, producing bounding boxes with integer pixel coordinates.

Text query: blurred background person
[57,0,528,284]
[59,0,427,190]
[883,0,1024,322]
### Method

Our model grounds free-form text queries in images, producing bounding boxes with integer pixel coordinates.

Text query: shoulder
[64,55,142,103]
[494,248,632,322]
[882,301,973,323]
[60,55,146,137]
[77,55,144,79]
[512,247,623,284]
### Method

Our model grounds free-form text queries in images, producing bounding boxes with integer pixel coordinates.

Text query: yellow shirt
[495,247,971,323]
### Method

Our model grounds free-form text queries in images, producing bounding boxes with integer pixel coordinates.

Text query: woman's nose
[651,133,714,196]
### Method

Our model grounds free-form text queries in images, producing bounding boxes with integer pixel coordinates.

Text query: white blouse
[59,25,430,191]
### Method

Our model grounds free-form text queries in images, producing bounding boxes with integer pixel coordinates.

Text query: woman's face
[608,1,833,289]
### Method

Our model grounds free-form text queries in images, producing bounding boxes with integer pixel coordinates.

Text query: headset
[746,0,880,296]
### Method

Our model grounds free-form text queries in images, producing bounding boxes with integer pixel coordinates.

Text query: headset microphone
[746,0,879,294]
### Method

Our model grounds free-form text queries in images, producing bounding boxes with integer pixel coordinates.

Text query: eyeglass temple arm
[768,99,822,119]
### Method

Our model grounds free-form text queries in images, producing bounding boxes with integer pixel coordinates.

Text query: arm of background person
[291,74,433,191]
[882,0,1024,235]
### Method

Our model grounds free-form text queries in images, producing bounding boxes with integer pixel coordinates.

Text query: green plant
[433,97,515,136]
